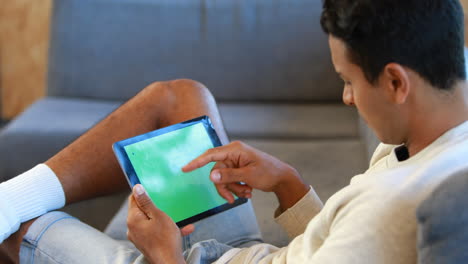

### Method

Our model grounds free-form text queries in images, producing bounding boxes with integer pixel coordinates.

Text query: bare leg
[49,79,228,203]
[0,79,229,262]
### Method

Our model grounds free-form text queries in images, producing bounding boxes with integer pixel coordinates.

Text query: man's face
[328,36,402,144]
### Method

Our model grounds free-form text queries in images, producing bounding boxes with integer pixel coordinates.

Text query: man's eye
[344,81,352,86]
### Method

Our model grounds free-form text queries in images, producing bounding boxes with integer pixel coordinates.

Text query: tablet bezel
[112,115,248,227]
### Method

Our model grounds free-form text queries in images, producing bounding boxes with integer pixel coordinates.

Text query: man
[2,0,468,263]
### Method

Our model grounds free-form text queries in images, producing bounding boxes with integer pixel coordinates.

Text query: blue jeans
[19,199,262,263]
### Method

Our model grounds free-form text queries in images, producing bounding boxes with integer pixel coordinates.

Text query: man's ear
[381,63,410,105]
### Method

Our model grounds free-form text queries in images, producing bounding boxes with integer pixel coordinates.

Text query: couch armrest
[416,168,468,264]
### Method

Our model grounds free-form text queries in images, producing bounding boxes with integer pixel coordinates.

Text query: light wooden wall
[462,0,468,12]
[1,1,468,119]
[0,0,52,119]
[462,0,468,45]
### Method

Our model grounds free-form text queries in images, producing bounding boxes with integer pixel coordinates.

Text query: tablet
[113,115,247,227]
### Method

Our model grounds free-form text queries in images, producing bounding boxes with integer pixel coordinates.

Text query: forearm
[273,166,313,213]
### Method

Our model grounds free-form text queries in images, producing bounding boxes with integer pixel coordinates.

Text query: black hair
[321,0,466,90]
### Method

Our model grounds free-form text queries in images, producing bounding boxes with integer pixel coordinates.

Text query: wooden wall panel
[0,0,51,119]
[462,0,468,45]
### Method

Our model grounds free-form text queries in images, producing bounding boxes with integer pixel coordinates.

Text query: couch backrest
[47,0,342,102]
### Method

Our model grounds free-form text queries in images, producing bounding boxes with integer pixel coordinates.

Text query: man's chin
[378,135,405,146]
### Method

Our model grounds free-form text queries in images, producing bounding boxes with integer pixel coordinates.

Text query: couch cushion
[0,98,121,181]
[221,103,358,139]
[417,168,468,264]
[48,0,342,102]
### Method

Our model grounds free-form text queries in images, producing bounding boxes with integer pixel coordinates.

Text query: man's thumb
[132,184,157,217]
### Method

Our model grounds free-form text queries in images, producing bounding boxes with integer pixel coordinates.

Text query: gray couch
[0,0,466,260]
[417,168,468,264]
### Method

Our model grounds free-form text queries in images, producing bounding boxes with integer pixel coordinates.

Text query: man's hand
[183,141,310,212]
[127,184,193,264]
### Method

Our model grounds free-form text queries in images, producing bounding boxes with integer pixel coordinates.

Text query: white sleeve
[274,187,323,239]
[306,196,417,264]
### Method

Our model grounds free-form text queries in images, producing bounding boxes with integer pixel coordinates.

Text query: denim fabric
[19,212,141,264]
[105,198,263,251]
[184,240,234,264]
[19,200,262,263]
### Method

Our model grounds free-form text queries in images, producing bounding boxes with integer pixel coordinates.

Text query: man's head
[321,0,466,91]
[321,0,466,145]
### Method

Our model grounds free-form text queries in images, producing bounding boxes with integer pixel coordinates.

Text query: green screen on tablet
[113,116,247,226]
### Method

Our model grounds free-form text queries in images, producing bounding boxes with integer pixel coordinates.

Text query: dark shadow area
[0,119,8,129]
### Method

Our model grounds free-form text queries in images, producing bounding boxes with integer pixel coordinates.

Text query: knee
[144,79,212,101]
[168,79,214,102]
[140,79,215,113]
[169,79,209,93]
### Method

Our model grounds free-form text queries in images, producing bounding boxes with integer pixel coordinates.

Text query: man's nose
[342,86,355,106]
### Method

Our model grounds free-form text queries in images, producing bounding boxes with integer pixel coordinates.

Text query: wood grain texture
[462,0,468,46]
[0,0,51,119]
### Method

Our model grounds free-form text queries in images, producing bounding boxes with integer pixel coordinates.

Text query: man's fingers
[127,195,148,224]
[226,183,253,199]
[132,184,158,219]
[182,147,229,172]
[128,195,143,215]
[210,167,250,185]
[216,185,236,204]
[212,161,227,171]
[180,224,195,237]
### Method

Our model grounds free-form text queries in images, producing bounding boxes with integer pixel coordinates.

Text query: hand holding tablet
[113,116,247,227]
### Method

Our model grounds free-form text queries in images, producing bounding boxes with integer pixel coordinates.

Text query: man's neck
[405,83,468,157]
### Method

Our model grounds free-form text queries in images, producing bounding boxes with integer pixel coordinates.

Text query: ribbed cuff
[0,164,65,222]
[0,192,21,242]
[274,186,323,239]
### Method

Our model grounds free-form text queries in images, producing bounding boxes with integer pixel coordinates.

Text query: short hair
[320,0,466,90]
